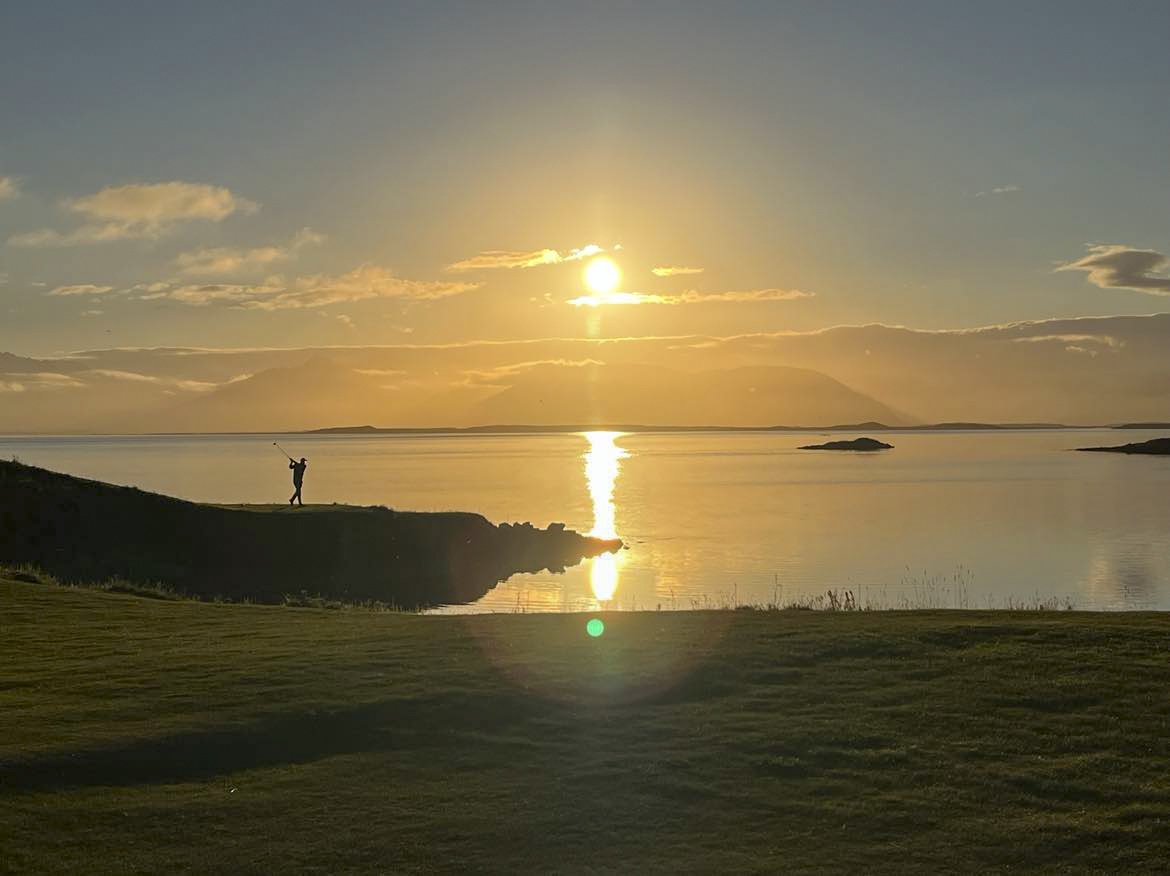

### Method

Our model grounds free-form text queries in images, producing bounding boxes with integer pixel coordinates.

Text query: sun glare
[584,431,627,603]
[584,257,621,296]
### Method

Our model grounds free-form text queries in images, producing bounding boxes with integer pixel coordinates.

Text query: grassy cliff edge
[0,460,619,607]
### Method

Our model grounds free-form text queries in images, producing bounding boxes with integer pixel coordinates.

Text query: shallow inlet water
[3,430,1170,611]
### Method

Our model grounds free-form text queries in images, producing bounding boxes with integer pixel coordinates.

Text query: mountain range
[3,313,1170,432]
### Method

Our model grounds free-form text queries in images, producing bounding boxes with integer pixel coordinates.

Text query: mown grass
[3,575,1170,873]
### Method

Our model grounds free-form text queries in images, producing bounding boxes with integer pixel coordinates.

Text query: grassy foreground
[3,577,1170,873]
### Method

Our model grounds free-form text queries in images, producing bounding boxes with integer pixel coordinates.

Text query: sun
[584,256,621,295]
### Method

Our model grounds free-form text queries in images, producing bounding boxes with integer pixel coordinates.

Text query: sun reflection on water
[584,431,627,603]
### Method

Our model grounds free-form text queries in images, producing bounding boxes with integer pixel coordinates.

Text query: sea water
[3,429,1168,611]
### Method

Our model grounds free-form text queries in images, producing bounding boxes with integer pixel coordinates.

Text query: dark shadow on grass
[642,662,738,706]
[0,691,543,792]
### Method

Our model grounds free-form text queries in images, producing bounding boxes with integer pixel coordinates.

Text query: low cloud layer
[1059,243,1170,296]
[445,244,602,272]
[0,176,19,202]
[8,181,258,247]
[0,372,85,393]
[82,368,219,392]
[1011,333,1122,348]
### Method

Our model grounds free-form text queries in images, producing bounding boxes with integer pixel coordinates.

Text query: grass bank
[3,576,1169,872]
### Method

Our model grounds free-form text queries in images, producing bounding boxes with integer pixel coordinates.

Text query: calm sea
[3,430,1169,612]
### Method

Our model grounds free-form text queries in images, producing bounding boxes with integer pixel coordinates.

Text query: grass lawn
[3,575,1170,873]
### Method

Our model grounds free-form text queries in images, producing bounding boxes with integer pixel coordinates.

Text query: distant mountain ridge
[113,359,915,433]
[465,363,913,428]
[5,311,1170,432]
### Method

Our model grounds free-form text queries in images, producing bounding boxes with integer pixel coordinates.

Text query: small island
[798,437,893,451]
[1077,437,1170,455]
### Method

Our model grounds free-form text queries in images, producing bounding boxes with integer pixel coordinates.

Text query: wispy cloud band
[651,265,704,277]
[445,244,602,272]
[47,284,115,297]
[141,265,479,310]
[174,228,323,277]
[568,288,813,307]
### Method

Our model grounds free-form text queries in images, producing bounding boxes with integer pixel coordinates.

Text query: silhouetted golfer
[289,457,307,506]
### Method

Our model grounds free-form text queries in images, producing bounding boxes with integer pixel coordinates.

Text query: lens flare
[586,618,605,637]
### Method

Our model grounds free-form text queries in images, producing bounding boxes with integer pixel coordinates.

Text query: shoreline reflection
[584,431,627,602]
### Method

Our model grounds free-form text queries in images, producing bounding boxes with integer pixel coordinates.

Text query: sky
[2,2,1170,430]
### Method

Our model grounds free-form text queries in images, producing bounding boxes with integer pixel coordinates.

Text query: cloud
[1011,333,1122,348]
[140,264,479,310]
[445,244,603,272]
[0,176,19,202]
[174,228,323,277]
[354,368,407,377]
[651,266,704,277]
[459,358,605,388]
[478,358,603,377]
[975,184,1021,197]
[47,284,115,297]
[677,288,814,304]
[1058,243,1170,295]
[567,292,664,307]
[86,369,163,383]
[8,182,258,247]
[82,369,219,392]
[568,288,814,306]
[129,282,172,294]
[0,372,85,393]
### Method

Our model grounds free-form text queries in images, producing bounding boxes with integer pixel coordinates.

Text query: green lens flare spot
[586,618,605,638]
